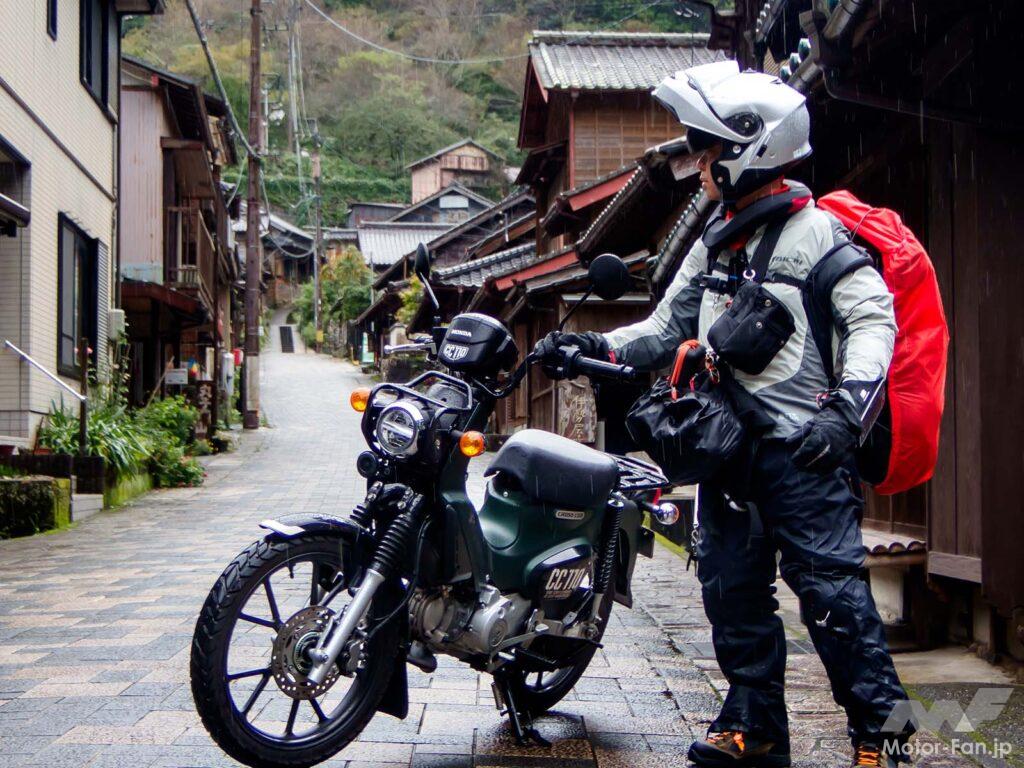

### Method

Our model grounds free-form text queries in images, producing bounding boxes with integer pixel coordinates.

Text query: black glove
[784,395,859,474]
[531,331,610,380]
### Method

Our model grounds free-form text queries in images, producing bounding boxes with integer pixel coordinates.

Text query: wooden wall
[572,93,679,185]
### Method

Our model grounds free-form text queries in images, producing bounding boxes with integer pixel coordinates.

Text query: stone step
[72,493,103,522]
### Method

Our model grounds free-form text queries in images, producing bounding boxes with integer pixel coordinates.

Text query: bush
[37,404,148,479]
[150,444,205,488]
[137,395,199,446]
[0,477,70,539]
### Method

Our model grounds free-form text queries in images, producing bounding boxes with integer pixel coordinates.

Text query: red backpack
[812,191,949,495]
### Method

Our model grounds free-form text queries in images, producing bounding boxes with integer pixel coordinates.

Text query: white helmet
[653,60,811,204]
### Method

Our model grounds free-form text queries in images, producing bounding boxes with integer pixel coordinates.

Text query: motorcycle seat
[485,429,619,510]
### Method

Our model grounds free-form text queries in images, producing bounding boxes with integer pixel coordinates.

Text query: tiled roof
[356,222,453,268]
[388,182,494,222]
[434,243,537,288]
[528,31,724,91]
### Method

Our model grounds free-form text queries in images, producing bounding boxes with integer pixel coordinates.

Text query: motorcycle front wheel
[190,534,400,768]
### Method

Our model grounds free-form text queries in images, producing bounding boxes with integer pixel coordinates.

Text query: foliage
[37,403,149,479]
[0,477,70,540]
[136,395,198,447]
[396,277,424,326]
[293,248,374,340]
[149,443,205,488]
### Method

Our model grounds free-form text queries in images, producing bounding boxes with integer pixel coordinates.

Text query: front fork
[306,483,424,685]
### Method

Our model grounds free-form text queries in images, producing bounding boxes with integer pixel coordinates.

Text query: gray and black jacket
[604,182,896,439]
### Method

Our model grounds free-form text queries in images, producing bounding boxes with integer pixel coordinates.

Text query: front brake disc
[270,606,341,700]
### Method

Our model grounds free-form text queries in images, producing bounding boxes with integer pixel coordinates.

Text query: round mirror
[588,253,631,301]
[414,243,431,281]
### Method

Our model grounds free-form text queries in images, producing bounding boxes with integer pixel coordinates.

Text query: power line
[183,0,261,159]
[301,0,670,66]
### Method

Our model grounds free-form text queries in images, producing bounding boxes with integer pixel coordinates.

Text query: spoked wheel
[508,586,615,718]
[191,535,400,768]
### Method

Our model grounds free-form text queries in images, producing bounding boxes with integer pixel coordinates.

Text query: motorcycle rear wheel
[190,534,400,768]
[509,588,615,718]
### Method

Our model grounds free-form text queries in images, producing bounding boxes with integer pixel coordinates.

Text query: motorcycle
[190,246,680,768]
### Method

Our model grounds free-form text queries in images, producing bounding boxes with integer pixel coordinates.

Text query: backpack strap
[802,241,876,385]
[745,216,789,282]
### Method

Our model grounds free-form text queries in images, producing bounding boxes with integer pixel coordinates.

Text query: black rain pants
[695,438,914,748]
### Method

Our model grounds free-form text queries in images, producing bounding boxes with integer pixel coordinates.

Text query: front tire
[190,534,400,768]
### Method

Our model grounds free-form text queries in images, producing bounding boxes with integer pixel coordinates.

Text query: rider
[535,61,914,768]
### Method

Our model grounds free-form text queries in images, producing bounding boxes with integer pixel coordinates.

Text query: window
[47,0,57,39]
[57,215,98,377]
[80,0,108,104]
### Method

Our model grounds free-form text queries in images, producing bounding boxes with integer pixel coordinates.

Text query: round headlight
[375,402,425,457]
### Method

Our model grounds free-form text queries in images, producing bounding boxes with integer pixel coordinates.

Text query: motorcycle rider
[535,61,914,767]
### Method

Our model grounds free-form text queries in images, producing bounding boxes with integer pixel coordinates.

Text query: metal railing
[3,339,88,453]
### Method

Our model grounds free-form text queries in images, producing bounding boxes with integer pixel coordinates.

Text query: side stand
[491,671,551,748]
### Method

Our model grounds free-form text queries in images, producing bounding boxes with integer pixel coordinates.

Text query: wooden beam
[928,552,982,583]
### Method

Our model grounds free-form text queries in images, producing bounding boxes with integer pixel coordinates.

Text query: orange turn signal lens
[350,388,371,412]
[459,431,486,458]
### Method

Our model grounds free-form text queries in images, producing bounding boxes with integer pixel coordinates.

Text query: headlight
[375,402,425,457]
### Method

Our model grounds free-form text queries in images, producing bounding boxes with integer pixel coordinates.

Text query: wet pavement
[0,342,1013,767]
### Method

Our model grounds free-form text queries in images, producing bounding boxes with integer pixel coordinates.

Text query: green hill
[124,0,717,226]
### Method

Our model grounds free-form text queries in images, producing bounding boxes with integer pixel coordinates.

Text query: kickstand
[492,673,551,748]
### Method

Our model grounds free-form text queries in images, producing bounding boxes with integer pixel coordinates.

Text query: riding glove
[532,331,610,379]
[784,395,859,474]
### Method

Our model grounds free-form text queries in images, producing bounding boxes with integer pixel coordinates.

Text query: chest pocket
[706,216,797,375]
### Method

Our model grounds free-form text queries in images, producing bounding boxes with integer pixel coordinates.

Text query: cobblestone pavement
[0,346,983,768]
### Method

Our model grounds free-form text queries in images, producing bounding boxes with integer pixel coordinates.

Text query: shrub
[150,443,205,488]
[37,403,148,479]
[137,395,198,446]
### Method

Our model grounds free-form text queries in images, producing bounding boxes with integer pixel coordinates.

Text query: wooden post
[243,0,262,430]
[78,337,89,456]
[312,130,323,353]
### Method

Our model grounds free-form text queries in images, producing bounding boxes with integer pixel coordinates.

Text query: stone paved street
[0,343,996,767]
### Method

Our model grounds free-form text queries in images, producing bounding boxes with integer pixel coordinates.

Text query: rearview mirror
[588,253,631,301]
[414,243,431,282]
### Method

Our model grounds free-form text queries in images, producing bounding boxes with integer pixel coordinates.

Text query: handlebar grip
[560,346,636,381]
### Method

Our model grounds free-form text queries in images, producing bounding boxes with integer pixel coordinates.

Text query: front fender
[259,513,374,576]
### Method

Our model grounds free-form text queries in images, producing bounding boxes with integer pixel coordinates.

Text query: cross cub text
[190,248,677,768]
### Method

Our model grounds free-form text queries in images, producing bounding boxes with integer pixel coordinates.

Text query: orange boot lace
[855,744,882,766]
[708,731,746,752]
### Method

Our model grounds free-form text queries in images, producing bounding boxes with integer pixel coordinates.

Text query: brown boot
[687,730,791,766]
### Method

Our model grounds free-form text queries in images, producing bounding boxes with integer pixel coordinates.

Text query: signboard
[557,380,597,444]
[166,367,188,386]
[192,382,213,440]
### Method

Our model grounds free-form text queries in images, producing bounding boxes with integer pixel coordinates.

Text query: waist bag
[815,191,949,495]
[626,341,746,485]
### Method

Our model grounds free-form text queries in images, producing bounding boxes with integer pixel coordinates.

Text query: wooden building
[119,57,238,424]
[406,139,503,203]
[686,0,1024,658]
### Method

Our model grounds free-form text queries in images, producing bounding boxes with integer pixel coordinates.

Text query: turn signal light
[350,388,371,412]
[459,431,486,458]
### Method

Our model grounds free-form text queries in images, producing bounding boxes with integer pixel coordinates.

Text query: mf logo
[882,688,1013,733]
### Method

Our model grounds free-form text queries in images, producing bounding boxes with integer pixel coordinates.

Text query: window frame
[47,0,57,40]
[56,214,98,378]
[79,0,109,107]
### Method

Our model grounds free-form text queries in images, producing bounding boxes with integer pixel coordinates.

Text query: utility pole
[311,124,323,353]
[243,0,262,430]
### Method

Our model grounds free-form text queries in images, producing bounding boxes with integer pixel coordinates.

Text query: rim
[220,549,376,746]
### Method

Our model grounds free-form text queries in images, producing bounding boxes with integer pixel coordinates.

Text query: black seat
[485,429,619,510]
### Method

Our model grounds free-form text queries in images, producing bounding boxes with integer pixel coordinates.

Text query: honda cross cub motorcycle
[191,248,679,768]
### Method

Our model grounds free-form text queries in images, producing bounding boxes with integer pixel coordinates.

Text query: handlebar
[557,345,636,382]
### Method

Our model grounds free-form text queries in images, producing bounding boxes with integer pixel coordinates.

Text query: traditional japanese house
[687,0,1024,658]
[406,139,503,203]
[118,57,238,430]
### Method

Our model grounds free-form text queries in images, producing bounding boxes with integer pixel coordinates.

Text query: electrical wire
[302,0,670,65]
[183,0,261,159]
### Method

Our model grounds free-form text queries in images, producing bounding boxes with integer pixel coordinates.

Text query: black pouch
[707,280,795,375]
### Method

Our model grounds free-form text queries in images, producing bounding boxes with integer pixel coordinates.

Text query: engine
[409,586,532,658]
